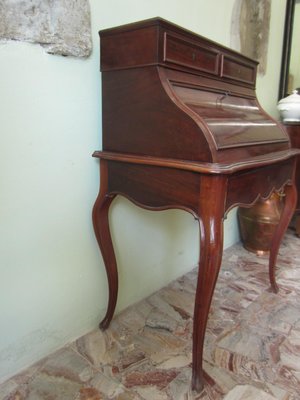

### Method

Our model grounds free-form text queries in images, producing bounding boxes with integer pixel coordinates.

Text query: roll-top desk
[92,18,299,392]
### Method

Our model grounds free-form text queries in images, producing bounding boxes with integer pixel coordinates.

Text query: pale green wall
[0,0,286,383]
[256,0,287,111]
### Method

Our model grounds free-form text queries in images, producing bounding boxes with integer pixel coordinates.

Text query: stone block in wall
[231,0,271,75]
[0,0,92,57]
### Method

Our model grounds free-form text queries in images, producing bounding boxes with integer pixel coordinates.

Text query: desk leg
[192,178,225,392]
[92,161,118,330]
[269,183,297,292]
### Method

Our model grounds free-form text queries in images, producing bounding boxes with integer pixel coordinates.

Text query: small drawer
[164,33,220,75]
[221,55,256,85]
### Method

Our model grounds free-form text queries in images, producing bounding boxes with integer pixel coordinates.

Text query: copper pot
[238,193,283,255]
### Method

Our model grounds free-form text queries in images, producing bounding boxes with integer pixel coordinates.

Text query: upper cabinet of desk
[99,18,290,164]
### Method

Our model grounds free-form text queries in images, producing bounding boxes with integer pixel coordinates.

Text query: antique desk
[92,18,299,392]
[284,123,300,235]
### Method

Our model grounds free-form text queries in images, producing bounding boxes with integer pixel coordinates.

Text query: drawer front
[164,33,220,75]
[221,55,256,85]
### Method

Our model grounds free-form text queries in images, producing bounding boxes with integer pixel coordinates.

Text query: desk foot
[192,370,213,393]
[269,184,297,292]
[99,316,111,331]
[192,372,204,393]
[269,282,279,294]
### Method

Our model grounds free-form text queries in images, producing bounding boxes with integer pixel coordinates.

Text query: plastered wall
[0,0,287,383]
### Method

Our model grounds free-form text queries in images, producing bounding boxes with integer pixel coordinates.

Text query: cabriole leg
[192,177,226,392]
[92,160,118,330]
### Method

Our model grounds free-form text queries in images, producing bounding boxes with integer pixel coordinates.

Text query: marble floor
[2,228,300,400]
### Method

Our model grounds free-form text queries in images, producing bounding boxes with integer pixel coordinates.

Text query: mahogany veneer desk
[92,18,299,392]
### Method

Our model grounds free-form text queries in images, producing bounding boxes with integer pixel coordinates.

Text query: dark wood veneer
[93,18,300,392]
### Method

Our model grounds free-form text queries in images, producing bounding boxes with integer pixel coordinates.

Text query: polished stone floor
[1,228,300,400]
